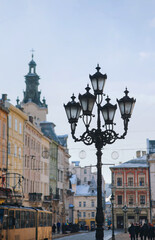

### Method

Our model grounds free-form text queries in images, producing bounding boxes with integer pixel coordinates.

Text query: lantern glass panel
[91,78,97,91]
[125,102,132,115]
[109,108,116,121]
[88,98,95,112]
[130,102,135,115]
[102,109,108,121]
[80,99,88,112]
[118,102,125,115]
[65,107,71,120]
[98,77,106,91]
[77,107,81,119]
[71,106,78,119]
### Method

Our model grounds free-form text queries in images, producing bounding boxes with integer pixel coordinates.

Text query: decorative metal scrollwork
[81,131,94,145]
[102,130,118,145]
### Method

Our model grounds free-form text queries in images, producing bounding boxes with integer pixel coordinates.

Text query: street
[54,230,120,240]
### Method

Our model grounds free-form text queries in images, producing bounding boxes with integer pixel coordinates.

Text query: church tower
[21,54,48,125]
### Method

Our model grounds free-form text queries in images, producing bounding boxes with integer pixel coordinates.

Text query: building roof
[40,121,61,144]
[58,134,68,147]
[110,155,148,169]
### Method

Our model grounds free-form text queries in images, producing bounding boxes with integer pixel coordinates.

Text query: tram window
[3,210,7,229]
[47,214,50,226]
[9,210,14,229]
[25,211,30,228]
[43,213,46,226]
[15,211,20,229]
[39,212,43,226]
[50,214,52,226]
[21,211,25,228]
[30,212,35,227]
[0,209,4,225]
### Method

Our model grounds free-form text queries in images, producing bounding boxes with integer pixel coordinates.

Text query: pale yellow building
[5,100,27,198]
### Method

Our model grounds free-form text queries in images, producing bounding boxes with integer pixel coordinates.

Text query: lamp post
[122,205,128,233]
[64,65,136,240]
[110,193,115,240]
[134,207,141,223]
[77,210,80,225]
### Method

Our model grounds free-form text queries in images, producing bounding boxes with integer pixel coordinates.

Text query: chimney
[2,94,7,101]
[142,151,146,156]
[29,116,33,124]
[136,151,141,158]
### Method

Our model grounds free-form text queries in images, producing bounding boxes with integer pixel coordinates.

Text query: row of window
[78,211,95,218]
[79,200,95,208]
[8,143,22,158]
[25,135,41,153]
[25,155,41,171]
[4,210,52,229]
[9,116,22,134]
[116,177,145,186]
[24,179,40,193]
[117,195,146,205]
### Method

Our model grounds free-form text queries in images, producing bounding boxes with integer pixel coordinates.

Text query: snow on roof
[70,174,77,184]
[110,156,148,169]
[75,185,97,196]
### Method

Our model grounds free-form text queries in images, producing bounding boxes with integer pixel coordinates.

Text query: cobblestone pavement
[53,230,125,240]
[108,232,130,240]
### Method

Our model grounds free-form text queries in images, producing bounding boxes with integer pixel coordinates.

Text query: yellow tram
[0,204,52,240]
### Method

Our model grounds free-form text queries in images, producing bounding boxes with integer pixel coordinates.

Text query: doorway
[117,216,124,229]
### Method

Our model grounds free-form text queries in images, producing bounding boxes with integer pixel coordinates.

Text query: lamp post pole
[110,193,115,240]
[77,210,79,226]
[122,205,128,233]
[64,65,136,240]
[134,207,141,223]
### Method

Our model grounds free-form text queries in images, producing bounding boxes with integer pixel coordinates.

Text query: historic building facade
[23,118,43,207]
[110,153,150,229]
[70,174,97,229]
[69,161,105,229]
[148,153,155,224]
[5,99,27,201]
[0,95,9,195]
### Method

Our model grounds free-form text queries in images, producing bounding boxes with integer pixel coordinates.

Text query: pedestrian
[52,223,56,234]
[142,222,149,240]
[135,223,140,240]
[62,223,65,234]
[128,223,135,240]
[139,224,144,240]
[148,223,154,240]
[57,222,61,234]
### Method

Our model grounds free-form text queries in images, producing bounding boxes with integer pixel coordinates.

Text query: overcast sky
[0,0,155,183]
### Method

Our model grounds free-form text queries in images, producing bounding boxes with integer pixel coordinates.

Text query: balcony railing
[43,195,52,202]
[53,194,60,200]
[29,193,42,202]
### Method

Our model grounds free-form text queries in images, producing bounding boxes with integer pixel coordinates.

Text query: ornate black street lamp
[64,65,136,240]
[122,205,128,233]
[110,193,115,240]
[134,207,141,222]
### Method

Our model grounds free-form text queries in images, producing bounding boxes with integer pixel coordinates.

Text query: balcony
[29,193,42,202]
[0,187,12,199]
[53,194,60,200]
[43,195,52,203]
